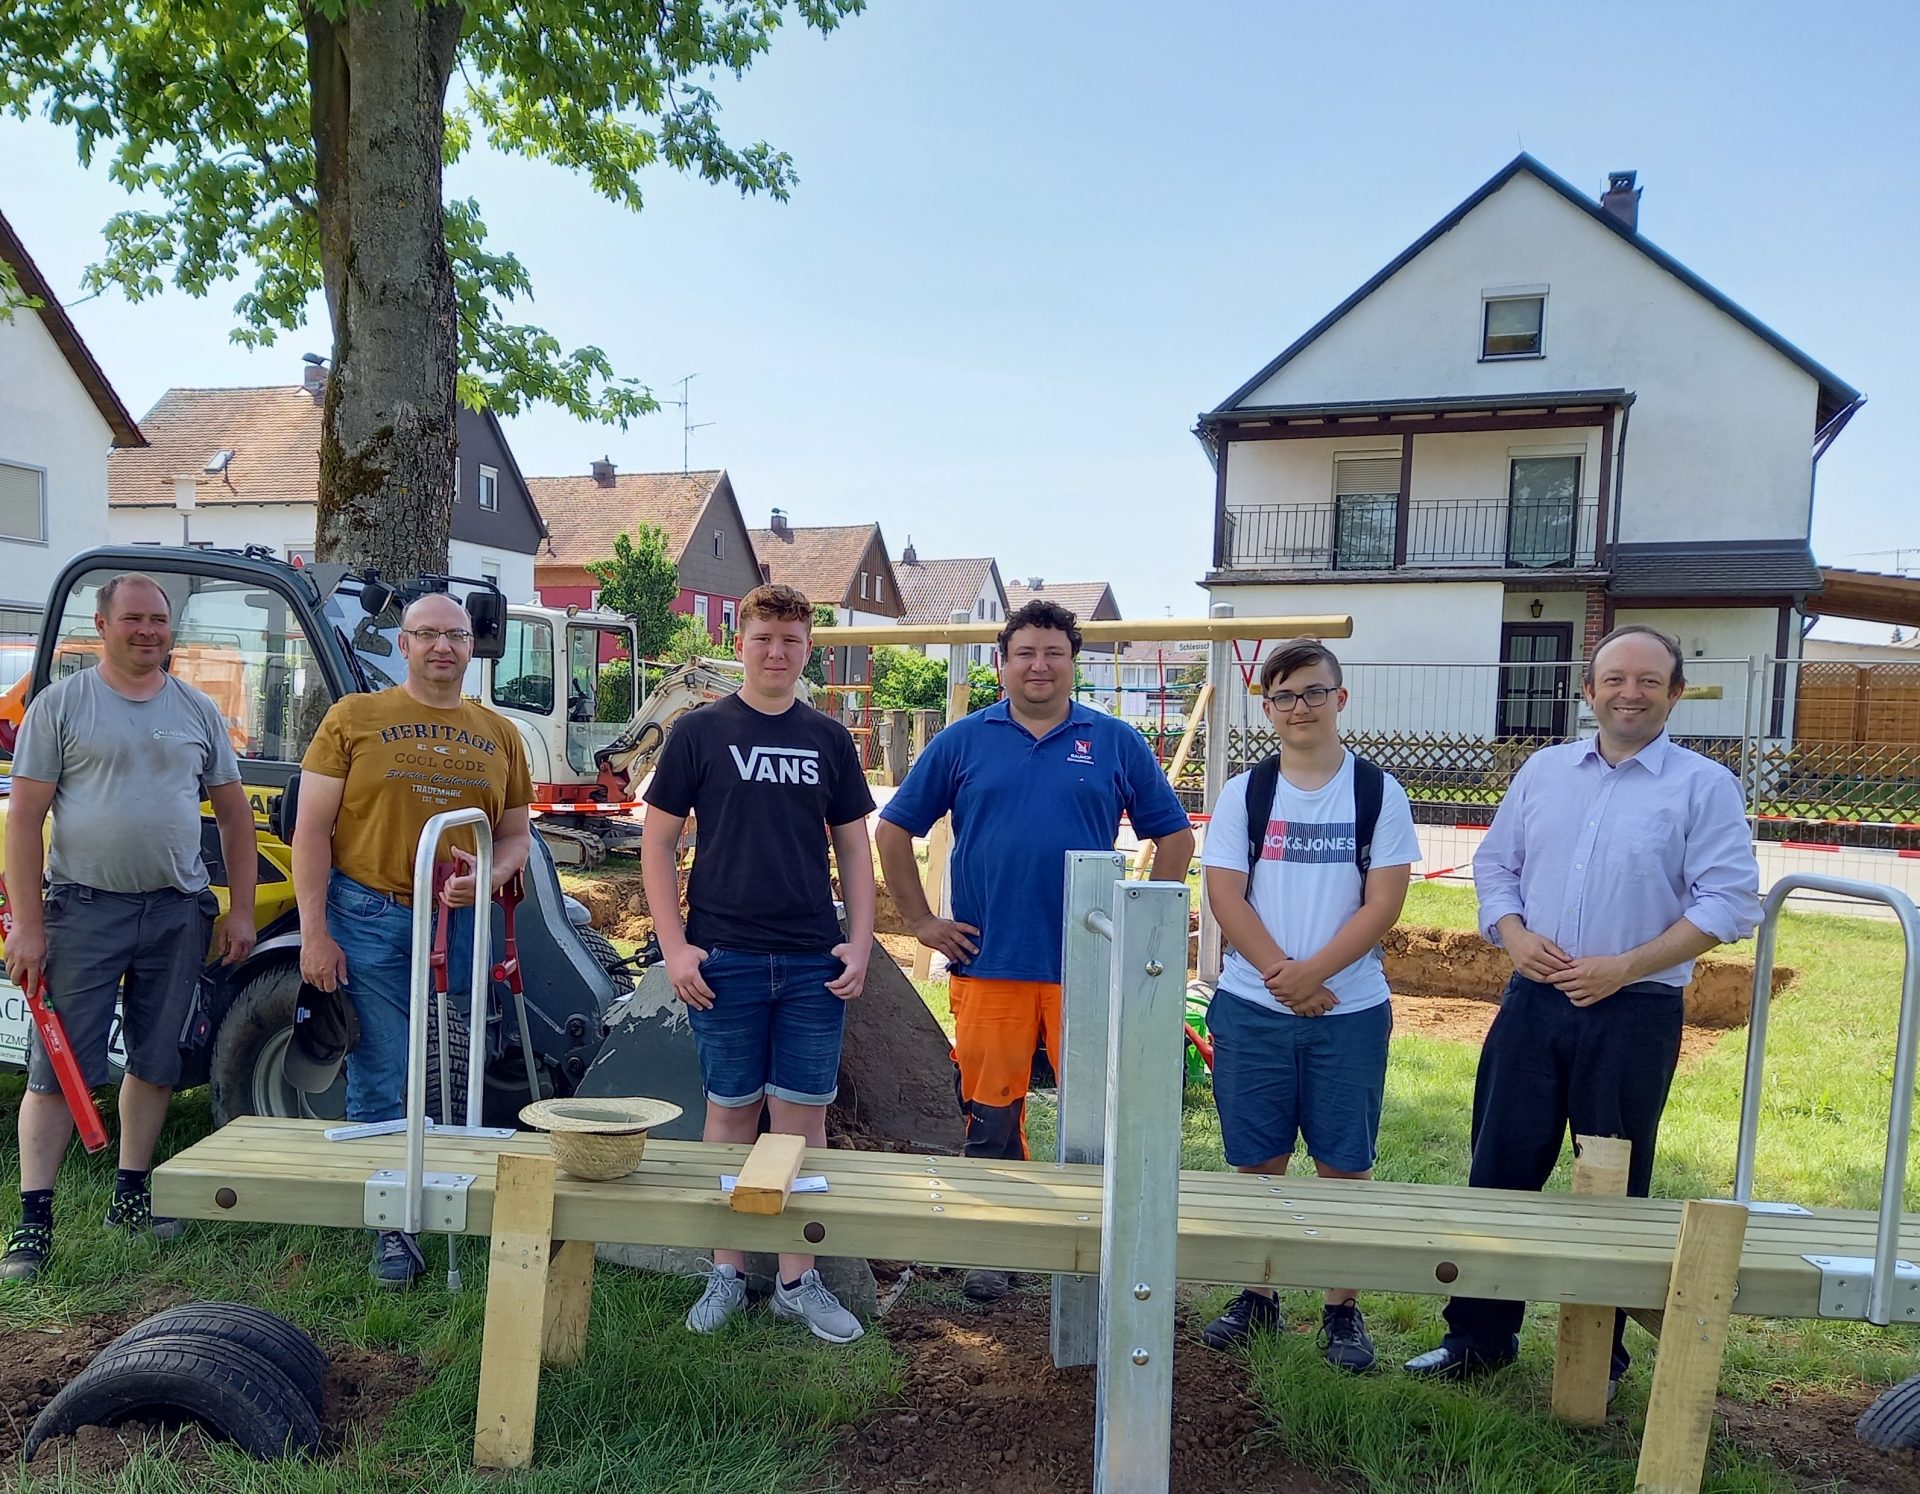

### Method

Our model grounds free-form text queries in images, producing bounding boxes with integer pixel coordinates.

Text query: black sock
[114,1168,149,1199]
[19,1189,52,1229]
[782,1276,804,1292]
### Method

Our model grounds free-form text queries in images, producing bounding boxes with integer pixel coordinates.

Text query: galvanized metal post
[1197,602,1233,983]
[1052,851,1126,1368]
[1735,873,1920,1325]
[1094,879,1188,1494]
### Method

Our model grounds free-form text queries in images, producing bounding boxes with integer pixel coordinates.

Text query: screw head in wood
[1435,1261,1459,1284]
[803,1221,825,1244]
[215,1188,237,1210]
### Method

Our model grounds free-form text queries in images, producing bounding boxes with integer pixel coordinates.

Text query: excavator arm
[593,659,814,799]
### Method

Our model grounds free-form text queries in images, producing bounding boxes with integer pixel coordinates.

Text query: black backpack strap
[1352,755,1384,877]
[1244,755,1281,875]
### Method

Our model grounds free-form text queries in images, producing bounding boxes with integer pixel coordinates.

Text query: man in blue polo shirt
[876,599,1194,1300]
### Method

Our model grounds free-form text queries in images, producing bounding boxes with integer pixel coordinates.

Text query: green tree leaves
[585,526,682,659]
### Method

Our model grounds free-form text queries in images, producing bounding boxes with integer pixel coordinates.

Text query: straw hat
[520,1096,683,1181]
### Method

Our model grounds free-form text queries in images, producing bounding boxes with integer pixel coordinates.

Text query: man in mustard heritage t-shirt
[291,591,533,1286]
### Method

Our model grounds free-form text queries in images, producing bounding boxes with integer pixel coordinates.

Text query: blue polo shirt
[879,701,1192,983]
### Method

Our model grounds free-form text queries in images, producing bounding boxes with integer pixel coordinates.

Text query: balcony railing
[1221,496,1602,572]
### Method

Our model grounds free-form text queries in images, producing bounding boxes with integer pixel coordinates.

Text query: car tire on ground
[210,960,469,1128]
[104,1304,327,1417]
[25,1331,321,1461]
[1857,1371,1920,1450]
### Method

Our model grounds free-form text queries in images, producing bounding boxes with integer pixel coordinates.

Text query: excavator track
[534,823,607,869]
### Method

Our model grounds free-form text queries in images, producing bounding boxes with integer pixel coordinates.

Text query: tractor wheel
[209,961,468,1128]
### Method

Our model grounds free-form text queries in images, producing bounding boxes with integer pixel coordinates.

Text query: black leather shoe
[1402,1344,1516,1380]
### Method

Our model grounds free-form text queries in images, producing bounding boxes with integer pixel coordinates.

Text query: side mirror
[270,772,302,845]
[466,589,506,660]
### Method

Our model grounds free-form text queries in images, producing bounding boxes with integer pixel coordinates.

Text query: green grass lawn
[3,885,1917,1490]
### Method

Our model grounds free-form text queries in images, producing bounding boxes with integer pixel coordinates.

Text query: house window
[286,546,317,567]
[0,461,48,543]
[1332,454,1400,570]
[875,575,885,604]
[1482,294,1545,358]
[977,599,987,620]
[859,572,869,601]
[1506,455,1581,568]
[478,464,499,511]
[721,599,736,639]
[452,457,461,503]
[693,594,710,630]
[712,528,724,559]
[481,560,502,584]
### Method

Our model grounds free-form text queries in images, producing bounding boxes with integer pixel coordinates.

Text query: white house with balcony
[0,208,145,645]
[1198,155,1861,754]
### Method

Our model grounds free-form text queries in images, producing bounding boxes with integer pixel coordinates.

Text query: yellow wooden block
[1635,1200,1750,1493]
[1553,1135,1633,1425]
[473,1153,556,1470]
[730,1133,809,1216]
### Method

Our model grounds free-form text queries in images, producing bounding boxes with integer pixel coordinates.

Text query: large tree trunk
[304,0,463,580]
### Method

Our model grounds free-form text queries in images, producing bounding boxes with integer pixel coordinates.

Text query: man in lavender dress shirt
[1405,625,1761,1393]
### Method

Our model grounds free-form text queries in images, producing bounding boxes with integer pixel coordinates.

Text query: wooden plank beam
[1553,1136,1632,1424]
[474,1153,557,1470]
[542,1239,595,1368]
[819,614,1354,648]
[730,1133,808,1216]
[1635,1201,1750,1493]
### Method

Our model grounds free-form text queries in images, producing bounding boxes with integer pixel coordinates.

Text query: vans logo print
[1260,819,1357,863]
[1066,738,1095,765]
[728,744,822,785]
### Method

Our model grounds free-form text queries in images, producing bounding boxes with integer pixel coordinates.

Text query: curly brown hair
[739,583,814,628]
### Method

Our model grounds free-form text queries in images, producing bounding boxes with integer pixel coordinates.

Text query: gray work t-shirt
[12,668,242,894]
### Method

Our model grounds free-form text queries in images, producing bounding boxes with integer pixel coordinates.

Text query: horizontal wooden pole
[815,614,1353,648]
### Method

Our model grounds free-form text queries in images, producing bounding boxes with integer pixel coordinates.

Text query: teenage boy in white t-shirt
[1198,640,1420,1371]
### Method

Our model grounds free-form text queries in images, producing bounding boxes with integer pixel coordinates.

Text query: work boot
[371,1230,427,1289]
[0,1222,52,1283]
[772,1269,865,1344]
[1320,1301,1375,1372]
[1200,1289,1281,1351]
[685,1263,748,1334]
[963,1268,1011,1302]
[104,1190,184,1242]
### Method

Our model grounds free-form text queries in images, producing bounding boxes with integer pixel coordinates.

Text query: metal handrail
[1734,873,1920,1325]
[403,808,494,1239]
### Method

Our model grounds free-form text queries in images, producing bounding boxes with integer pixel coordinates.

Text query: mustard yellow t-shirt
[302,687,534,897]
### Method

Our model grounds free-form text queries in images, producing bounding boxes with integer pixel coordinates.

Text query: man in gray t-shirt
[1,574,259,1282]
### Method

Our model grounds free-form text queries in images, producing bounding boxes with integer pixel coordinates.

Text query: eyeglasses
[402,627,473,645]
[1265,685,1335,710]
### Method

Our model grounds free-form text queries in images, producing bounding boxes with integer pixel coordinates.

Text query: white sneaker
[771,1268,865,1344]
[685,1263,747,1334]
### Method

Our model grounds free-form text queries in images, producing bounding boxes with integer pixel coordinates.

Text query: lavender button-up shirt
[1473,732,1761,987]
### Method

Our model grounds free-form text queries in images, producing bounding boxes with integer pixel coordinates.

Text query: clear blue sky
[4,0,1915,636]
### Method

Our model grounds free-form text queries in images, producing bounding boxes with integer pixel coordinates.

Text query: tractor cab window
[491,617,555,714]
[47,567,331,767]
[564,622,635,775]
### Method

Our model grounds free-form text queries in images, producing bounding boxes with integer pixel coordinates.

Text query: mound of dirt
[1385,925,1792,1028]
[1715,1388,1918,1494]
[835,1284,1348,1493]
[0,1307,429,1475]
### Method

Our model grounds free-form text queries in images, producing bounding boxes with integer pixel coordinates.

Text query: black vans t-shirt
[643,694,875,953]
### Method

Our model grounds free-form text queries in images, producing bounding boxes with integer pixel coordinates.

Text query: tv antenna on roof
[659,373,715,474]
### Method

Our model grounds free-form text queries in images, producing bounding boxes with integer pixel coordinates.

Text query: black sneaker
[372,1230,427,1289]
[0,1222,52,1283]
[104,1191,184,1242]
[1201,1289,1281,1350]
[1320,1301,1375,1372]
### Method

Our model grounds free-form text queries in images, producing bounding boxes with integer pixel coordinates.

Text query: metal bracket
[366,1169,475,1233]
[1710,1199,1812,1215]
[1803,1255,1920,1321]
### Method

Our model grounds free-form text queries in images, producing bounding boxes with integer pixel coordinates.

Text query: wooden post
[1130,681,1213,879]
[542,1240,595,1368]
[474,1153,557,1469]
[1552,1135,1632,1424]
[1634,1200,1749,1494]
[912,656,972,982]
[883,709,909,786]
[730,1133,808,1215]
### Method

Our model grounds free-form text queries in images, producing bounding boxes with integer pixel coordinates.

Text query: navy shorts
[1208,993,1391,1173]
[687,947,847,1109]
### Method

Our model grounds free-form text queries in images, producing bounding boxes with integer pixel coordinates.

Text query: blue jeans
[687,947,847,1108]
[325,870,474,1124]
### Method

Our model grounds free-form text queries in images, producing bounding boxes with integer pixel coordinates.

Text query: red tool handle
[490,873,524,992]
[0,875,110,1153]
[1183,1021,1214,1071]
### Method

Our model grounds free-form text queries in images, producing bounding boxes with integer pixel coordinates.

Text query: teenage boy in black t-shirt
[641,583,877,1343]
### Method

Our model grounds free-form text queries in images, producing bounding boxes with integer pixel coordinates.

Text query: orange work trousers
[948,974,1062,1160]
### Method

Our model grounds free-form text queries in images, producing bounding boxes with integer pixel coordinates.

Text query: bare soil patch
[1715,1387,1920,1493]
[834,1281,1350,1493]
[1389,992,1734,1066]
[0,1305,429,1478]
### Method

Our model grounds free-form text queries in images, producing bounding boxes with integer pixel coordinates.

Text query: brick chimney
[300,355,328,401]
[591,455,615,488]
[1600,170,1640,232]
[770,507,790,538]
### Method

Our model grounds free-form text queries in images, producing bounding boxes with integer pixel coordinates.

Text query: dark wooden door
[1498,623,1574,738]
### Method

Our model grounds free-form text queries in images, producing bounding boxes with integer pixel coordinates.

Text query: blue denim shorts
[687,947,847,1108]
[1208,994,1391,1173]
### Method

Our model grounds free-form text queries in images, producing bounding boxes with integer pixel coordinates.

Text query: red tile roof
[748,523,883,609]
[528,468,725,567]
[109,386,322,505]
[893,554,1001,624]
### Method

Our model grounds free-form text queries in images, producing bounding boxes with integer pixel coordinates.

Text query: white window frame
[712,528,724,559]
[693,593,710,629]
[859,572,869,600]
[1480,285,1548,361]
[875,574,885,604]
[452,456,462,503]
[480,559,502,583]
[0,460,50,545]
[478,464,499,511]
[721,598,736,637]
